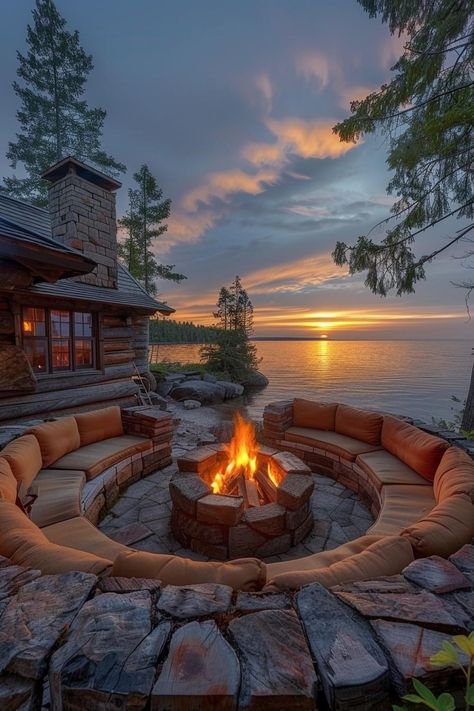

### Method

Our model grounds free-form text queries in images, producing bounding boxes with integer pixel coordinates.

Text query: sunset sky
[1,0,472,339]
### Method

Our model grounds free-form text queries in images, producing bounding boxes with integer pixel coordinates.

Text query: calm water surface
[150,340,472,423]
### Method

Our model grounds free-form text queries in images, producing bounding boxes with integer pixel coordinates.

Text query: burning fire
[211,412,259,494]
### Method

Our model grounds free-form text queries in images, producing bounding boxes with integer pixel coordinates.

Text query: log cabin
[0,156,174,423]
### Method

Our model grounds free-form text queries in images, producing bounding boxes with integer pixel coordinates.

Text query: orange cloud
[338,84,377,110]
[241,253,348,294]
[163,210,216,248]
[182,168,279,212]
[295,51,330,89]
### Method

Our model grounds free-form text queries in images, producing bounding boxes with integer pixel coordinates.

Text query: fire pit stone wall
[170,444,314,559]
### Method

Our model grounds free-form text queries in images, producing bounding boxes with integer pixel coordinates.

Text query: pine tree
[4,0,125,205]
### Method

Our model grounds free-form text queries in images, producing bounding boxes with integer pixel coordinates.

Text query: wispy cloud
[255,73,273,111]
[181,168,279,212]
[295,51,331,89]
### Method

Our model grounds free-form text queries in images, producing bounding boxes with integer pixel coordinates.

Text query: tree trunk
[461,351,474,432]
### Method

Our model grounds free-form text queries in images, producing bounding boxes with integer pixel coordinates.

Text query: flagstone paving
[99,421,373,561]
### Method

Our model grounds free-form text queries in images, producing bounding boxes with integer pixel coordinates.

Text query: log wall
[0,296,153,423]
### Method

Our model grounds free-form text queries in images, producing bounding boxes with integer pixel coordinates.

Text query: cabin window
[22,307,97,374]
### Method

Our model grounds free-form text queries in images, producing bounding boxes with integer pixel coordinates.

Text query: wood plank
[296,583,390,711]
[229,609,317,710]
[104,349,136,365]
[151,620,240,711]
[34,363,134,393]
[255,468,277,503]
[103,339,132,353]
[101,326,134,339]
[238,476,261,508]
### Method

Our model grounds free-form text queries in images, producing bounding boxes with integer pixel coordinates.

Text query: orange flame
[267,460,280,487]
[211,412,259,494]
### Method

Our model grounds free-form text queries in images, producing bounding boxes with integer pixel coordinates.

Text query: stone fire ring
[170,444,314,560]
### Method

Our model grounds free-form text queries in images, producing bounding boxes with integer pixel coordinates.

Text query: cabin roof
[0,193,174,314]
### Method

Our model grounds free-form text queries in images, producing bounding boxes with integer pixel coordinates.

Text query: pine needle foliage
[4,0,125,205]
[333,0,474,296]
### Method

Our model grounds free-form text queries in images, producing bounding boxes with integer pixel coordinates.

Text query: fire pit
[170,414,314,559]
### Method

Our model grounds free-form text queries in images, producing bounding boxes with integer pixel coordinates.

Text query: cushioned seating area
[29,469,85,528]
[48,435,153,480]
[42,515,128,561]
[356,450,431,489]
[265,535,414,591]
[285,427,382,461]
[0,406,267,590]
[367,484,436,536]
[263,398,474,591]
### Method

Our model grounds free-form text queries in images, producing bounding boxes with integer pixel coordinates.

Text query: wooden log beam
[34,364,134,393]
[255,468,277,503]
[238,475,261,508]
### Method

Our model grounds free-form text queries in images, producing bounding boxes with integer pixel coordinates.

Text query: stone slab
[450,544,474,583]
[169,474,211,516]
[402,556,472,594]
[96,576,161,596]
[108,521,152,546]
[0,564,41,601]
[235,591,292,612]
[50,591,167,711]
[277,474,314,511]
[152,620,239,710]
[243,503,286,536]
[197,494,244,526]
[297,583,390,711]
[157,583,232,618]
[229,609,317,710]
[0,572,96,680]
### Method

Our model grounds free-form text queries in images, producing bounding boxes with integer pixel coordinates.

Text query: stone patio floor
[99,416,374,562]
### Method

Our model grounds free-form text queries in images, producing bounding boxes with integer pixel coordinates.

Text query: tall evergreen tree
[118,164,186,294]
[4,0,125,206]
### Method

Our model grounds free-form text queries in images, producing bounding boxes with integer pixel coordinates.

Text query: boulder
[171,380,227,405]
[155,380,174,397]
[240,370,269,387]
[184,399,201,410]
[217,381,244,398]
[202,372,218,383]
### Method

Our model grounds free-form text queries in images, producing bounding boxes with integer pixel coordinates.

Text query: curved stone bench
[263,399,474,590]
[0,406,266,591]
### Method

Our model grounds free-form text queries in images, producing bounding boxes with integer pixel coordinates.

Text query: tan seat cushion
[42,516,128,562]
[335,404,383,445]
[0,457,18,503]
[0,500,48,560]
[293,399,337,430]
[112,549,267,591]
[48,435,152,480]
[26,417,80,467]
[266,534,383,578]
[434,447,474,503]
[265,535,414,591]
[1,435,43,490]
[368,484,436,536]
[285,427,381,461]
[356,450,430,488]
[381,416,448,482]
[30,469,85,528]
[402,494,474,558]
[75,406,124,447]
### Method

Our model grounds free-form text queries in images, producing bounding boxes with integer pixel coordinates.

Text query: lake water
[149,340,472,424]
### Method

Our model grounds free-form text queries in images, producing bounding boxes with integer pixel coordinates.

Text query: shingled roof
[0,193,174,314]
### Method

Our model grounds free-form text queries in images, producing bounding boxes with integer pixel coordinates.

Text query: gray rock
[217,380,244,398]
[202,372,218,383]
[171,380,227,404]
[183,399,202,410]
[157,583,233,618]
[240,370,269,387]
[156,380,174,397]
[149,392,168,409]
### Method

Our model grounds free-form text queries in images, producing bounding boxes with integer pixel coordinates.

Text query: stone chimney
[42,157,122,289]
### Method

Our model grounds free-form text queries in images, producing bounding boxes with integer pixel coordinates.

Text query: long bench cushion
[30,469,85,528]
[434,447,474,504]
[293,399,337,430]
[0,500,111,576]
[42,516,128,562]
[367,484,436,536]
[356,450,430,489]
[75,406,124,447]
[27,417,80,467]
[2,435,43,491]
[285,427,381,461]
[0,457,18,503]
[382,416,448,481]
[264,535,414,591]
[402,494,474,558]
[48,435,152,480]
[264,536,413,592]
[112,549,267,591]
[335,404,383,445]
[265,534,384,578]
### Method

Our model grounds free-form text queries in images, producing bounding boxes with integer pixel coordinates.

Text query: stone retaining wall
[1,546,473,710]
